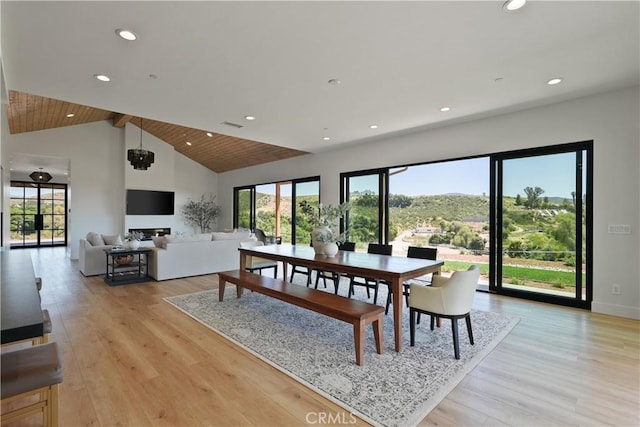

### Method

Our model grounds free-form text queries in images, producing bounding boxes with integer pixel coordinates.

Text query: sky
[258,153,580,199]
[388,158,489,196]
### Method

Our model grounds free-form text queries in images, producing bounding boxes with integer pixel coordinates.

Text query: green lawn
[442,260,580,287]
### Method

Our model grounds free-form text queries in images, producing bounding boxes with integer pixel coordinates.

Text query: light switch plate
[608,224,631,234]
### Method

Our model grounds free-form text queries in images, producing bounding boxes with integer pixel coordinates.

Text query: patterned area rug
[164,280,518,427]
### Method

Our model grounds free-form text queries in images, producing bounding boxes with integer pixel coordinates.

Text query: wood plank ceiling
[6,91,308,173]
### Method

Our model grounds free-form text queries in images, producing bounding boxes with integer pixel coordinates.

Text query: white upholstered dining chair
[409,265,480,359]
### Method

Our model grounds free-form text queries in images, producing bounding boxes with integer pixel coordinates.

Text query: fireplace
[128,228,171,241]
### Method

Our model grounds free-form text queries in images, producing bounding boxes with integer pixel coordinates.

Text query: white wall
[218,87,640,320]
[1,118,219,259]
[2,120,124,259]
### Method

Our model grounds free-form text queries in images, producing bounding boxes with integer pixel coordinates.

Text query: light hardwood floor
[10,247,640,426]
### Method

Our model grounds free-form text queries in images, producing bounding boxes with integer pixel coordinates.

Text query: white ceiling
[2,1,639,160]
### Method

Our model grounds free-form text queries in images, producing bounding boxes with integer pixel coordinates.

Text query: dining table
[238,244,443,352]
[1,250,44,344]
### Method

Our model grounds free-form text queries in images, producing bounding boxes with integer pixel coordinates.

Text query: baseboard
[591,301,640,320]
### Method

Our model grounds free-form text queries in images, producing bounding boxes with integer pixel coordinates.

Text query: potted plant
[181,194,221,233]
[299,201,350,257]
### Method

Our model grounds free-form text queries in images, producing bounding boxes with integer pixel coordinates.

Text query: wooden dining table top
[238,244,443,279]
[237,243,444,352]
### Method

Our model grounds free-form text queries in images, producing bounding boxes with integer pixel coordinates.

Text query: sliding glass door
[341,169,388,251]
[234,186,255,230]
[490,142,592,308]
[233,176,320,244]
[10,181,67,248]
[293,179,320,245]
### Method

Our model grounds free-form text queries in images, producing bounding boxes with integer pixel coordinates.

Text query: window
[233,176,320,244]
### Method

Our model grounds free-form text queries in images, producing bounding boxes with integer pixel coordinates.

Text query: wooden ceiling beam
[112,113,133,128]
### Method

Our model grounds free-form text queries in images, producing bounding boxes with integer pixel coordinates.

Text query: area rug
[164,282,518,427]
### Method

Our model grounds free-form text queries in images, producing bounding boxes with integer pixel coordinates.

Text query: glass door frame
[489,141,593,309]
[233,176,320,244]
[340,168,390,246]
[291,177,321,245]
[10,180,68,248]
[233,185,256,231]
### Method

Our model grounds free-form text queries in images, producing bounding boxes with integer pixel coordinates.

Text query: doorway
[490,142,592,308]
[9,181,68,248]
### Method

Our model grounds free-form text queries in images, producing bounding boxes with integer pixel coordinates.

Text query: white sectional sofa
[79,231,255,280]
[148,231,255,281]
[79,232,124,276]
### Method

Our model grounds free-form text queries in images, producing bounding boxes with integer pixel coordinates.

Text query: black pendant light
[29,168,52,183]
[127,118,155,170]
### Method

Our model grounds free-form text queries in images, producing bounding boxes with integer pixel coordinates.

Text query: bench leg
[372,315,383,355]
[218,277,227,302]
[353,322,365,366]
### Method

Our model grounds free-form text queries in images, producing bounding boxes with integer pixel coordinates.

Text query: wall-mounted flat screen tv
[126,189,175,215]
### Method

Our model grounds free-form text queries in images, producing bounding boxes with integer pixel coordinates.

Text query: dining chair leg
[332,273,340,295]
[372,282,379,305]
[385,292,392,315]
[451,318,461,359]
[465,314,474,345]
[404,285,410,307]
[409,308,417,346]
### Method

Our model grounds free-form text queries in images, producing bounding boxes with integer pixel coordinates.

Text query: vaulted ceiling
[6,90,308,173]
[2,1,638,175]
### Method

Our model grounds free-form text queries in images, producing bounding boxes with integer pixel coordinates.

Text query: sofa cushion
[86,232,105,246]
[164,234,213,244]
[101,234,123,246]
[152,236,165,248]
[211,231,252,241]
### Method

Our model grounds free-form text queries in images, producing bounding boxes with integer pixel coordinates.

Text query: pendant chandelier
[127,118,155,170]
[29,168,52,183]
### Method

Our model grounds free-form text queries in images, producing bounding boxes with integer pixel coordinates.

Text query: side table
[104,247,153,286]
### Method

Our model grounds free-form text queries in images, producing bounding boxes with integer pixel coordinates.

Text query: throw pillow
[86,232,105,246]
[151,236,165,248]
[102,234,123,246]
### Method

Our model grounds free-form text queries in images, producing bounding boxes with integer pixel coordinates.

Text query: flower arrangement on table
[123,231,144,249]
[299,200,350,256]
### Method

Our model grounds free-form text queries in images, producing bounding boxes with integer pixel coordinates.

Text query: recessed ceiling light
[66,113,75,118]
[503,0,526,12]
[115,28,137,41]
[323,137,331,141]
[328,78,341,86]
[206,132,213,137]
[440,106,451,112]
[369,125,379,129]
[186,141,192,146]
[547,77,563,85]
[94,74,111,82]
[244,115,256,121]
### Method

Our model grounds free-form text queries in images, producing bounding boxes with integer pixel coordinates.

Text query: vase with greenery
[299,201,350,256]
[181,194,221,233]
[123,231,144,250]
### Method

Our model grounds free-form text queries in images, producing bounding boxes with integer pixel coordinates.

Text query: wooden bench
[217,269,384,366]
